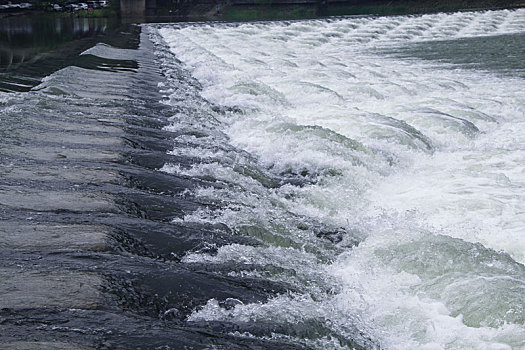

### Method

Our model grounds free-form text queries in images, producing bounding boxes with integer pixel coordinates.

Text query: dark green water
[0,15,121,91]
[382,32,525,77]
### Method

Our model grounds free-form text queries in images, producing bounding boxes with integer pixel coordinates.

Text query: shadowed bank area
[209,0,525,21]
[2,0,523,22]
[0,16,121,91]
[142,0,525,21]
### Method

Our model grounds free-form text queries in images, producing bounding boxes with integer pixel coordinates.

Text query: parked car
[77,2,88,10]
[50,3,62,11]
[64,3,80,11]
[0,3,32,11]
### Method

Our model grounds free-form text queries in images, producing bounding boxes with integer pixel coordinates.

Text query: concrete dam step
[0,24,298,349]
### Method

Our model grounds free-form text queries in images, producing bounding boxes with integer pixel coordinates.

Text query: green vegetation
[323,5,409,16]
[77,8,118,17]
[35,8,117,19]
[219,0,524,22]
[6,0,522,22]
[224,5,317,21]
[222,4,414,22]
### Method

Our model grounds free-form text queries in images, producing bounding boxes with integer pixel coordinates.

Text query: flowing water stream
[0,8,524,350]
[149,9,525,349]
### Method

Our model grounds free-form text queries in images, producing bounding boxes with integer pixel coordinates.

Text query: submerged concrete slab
[96,118,126,126]
[27,132,123,147]
[0,342,94,350]
[0,223,109,251]
[0,145,120,162]
[0,186,116,212]
[1,165,119,184]
[0,269,102,309]
[32,118,123,133]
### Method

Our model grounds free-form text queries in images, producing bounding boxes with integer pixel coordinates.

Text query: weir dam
[1,8,525,350]
[0,23,301,349]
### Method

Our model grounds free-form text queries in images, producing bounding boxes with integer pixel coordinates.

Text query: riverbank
[2,0,524,22]
[212,0,525,21]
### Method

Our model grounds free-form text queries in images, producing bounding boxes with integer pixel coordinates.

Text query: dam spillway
[1,8,525,349]
[0,24,296,349]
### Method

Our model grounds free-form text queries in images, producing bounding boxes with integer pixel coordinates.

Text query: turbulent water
[2,9,523,350]
[148,9,525,349]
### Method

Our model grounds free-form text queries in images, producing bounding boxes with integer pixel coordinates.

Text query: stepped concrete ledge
[0,186,116,213]
[0,223,109,251]
[0,269,102,309]
[22,132,123,147]
[1,144,120,162]
[1,165,119,184]
[28,118,123,133]
[96,118,127,126]
[0,26,182,348]
[0,342,94,350]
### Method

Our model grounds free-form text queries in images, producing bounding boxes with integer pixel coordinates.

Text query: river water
[150,9,525,349]
[0,8,524,350]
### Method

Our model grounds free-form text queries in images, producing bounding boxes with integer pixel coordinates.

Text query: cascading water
[148,9,525,349]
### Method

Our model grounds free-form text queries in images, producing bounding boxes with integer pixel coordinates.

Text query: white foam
[153,10,525,349]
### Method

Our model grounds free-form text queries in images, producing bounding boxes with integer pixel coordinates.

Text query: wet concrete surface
[0,23,302,349]
[0,223,109,251]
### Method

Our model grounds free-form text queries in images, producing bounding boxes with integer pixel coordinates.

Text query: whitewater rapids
[149,9,525,349]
